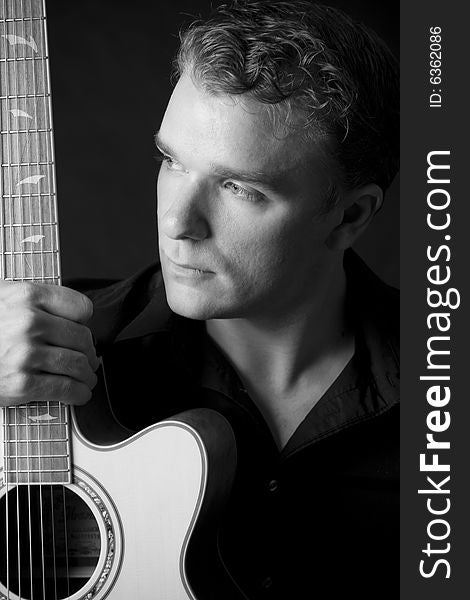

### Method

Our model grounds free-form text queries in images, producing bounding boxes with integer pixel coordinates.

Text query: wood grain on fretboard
[0,0,59,284]
[2,403,71,484]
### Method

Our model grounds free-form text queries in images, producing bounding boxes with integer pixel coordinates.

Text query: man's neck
[206,259,350,390]
[205,260,353,449]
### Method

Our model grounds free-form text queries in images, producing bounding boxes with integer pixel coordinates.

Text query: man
[0,1,399,598]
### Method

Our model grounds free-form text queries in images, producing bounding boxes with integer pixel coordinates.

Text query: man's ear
[325,184,383,250]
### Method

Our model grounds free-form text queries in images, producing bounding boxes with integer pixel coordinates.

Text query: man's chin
[165,287,224,321]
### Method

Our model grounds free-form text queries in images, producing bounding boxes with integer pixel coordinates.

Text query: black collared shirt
[77,250,399,599]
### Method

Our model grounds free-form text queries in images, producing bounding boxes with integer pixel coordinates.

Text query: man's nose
[159,180,210,241]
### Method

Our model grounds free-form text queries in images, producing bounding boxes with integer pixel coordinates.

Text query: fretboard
[2,403,71,484]
[1,1,70,486]
[0,0,59,284]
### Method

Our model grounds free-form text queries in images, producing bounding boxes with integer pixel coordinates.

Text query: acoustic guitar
[0,1,241,598]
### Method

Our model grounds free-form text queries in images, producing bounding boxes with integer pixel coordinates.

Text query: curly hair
[174,0,399,195]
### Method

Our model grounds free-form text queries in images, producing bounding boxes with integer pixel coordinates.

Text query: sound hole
[0,485,101,600]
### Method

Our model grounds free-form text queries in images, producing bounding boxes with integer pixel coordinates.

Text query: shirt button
[268,479,279,493]
[261,576,273,589]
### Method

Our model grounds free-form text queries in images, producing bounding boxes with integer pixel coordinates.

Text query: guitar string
[0,7,6,596]
[0,8,6,590]
[2,1,14,595]
[0,6,5,595]
[0,8,3,285]
[23,2,35,597]
[15,7,27,597]
[35,4,60,596]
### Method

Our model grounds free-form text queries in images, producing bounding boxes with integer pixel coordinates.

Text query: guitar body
[0,389,239,600]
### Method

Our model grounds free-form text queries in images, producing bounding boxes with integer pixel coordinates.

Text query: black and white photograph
[3,1,464,599]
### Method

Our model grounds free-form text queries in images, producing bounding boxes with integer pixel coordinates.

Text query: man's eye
[223,181,261,202]
[155,152,184,172]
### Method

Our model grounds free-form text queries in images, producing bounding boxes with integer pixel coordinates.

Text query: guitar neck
[1,1,70,485]
[0,0,60,284]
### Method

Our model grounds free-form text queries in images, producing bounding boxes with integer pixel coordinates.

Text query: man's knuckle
[19,282,42,305]
[58,376,73,398]
[74,324,91,352]
[53,349,68,373]
[79,352,90,370]
[13,372,30,395]
[78,294,94,321]
[16,343,36,370]
[18,308,40,336]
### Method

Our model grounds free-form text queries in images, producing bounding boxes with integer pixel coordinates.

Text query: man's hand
[0,280,100,407]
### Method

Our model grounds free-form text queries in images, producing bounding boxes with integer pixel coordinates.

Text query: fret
[2,248,58,254]
[1,126,51,132]
[3,275,59,281]
[2,161,53,166]
[0,56,47,62]
[0,18,45,23]
[0,1,44,21]
[5,453,69,458]
[1,192,55,197]
[0,92,49,98]
[1,221,57,226]
[6,468,69,473]
[5,447,69,461]
[1,193,54,197]
[3,192,55,198]
[5,437,68,445]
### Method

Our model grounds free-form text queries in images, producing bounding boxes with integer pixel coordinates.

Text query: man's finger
[37,346,99,390]
[1,280,94,324]
[37,312,100,371]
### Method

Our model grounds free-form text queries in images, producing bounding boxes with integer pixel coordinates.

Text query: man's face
[157,73,343,321]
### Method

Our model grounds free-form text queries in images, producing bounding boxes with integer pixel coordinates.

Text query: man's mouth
[164,253,214,275]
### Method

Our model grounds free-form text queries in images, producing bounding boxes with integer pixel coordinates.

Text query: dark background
[46,0,399,286]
